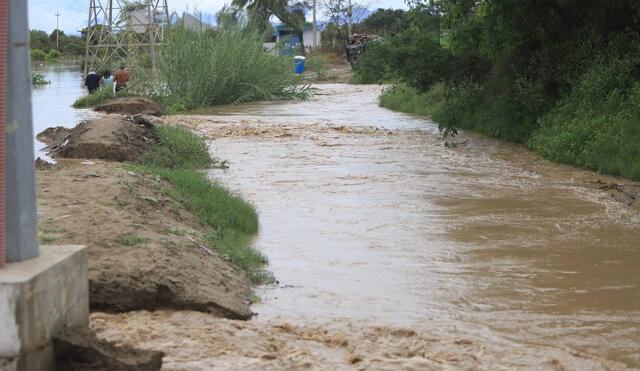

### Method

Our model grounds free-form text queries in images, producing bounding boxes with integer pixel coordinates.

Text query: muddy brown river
[94,84,639,369]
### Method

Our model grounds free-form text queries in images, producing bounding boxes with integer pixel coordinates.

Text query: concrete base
[0,245,88,371]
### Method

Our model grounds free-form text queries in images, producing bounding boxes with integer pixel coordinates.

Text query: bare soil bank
[36,161,252,319]
[95,97,164,116]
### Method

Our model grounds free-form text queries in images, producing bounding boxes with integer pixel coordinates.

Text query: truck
[344,34,381,70]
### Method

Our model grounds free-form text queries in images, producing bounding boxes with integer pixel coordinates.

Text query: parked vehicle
[345,34,381,69]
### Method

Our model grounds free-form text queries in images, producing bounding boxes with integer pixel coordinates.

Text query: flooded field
[31,63,98,158]
[159,84,639,367]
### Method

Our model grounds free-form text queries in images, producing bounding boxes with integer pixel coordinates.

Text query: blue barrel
[294,56,306,74]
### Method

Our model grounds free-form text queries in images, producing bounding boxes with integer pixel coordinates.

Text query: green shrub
[528,56,640,180]
[31,49,46,61]
[379,83,444,117]
[31,73,50,85]
[138,26,309,109]
[138,125,213,169]
[45,49,61,61]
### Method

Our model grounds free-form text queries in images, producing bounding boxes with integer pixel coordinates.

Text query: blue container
[294,56,306,74]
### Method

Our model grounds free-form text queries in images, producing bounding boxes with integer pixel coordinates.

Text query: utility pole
[54,11,61,48]
[312,0,317,49]
[347,0,352,37]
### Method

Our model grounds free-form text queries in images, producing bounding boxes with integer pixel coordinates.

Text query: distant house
[267,25,321,55]
[182,13,216,32]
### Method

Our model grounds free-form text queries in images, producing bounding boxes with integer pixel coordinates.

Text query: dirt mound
[54,326,163,370]
[36,162,253,319]
[95,98,164,116]
[48,117,155,162]
[36,126,73,145]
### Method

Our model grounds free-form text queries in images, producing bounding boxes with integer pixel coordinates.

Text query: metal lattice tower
[83,0,170,75]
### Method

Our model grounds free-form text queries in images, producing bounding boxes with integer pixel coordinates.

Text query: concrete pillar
[0,245,89,371]
[5,0,39,262]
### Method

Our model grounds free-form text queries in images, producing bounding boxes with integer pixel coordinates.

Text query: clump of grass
[156,168,258,233]
[138,125,270,283]
[32,73,50,85]
[40,236,57,243]
[139,26,309,109]
[72,88,129,108]
[379,83,445,117]
[138,125,213,169]
[115,234,147,246]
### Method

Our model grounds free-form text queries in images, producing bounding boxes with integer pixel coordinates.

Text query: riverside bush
[146,26,309,109]
[31,49,46,61]
[379,83,444,117]
[528,57,640,180]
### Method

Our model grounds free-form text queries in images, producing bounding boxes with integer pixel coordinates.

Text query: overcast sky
[28,0,408,34]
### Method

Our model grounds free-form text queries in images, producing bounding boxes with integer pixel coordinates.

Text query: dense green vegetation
[356,0,640,180]
[137,125,271,283]
[30,29,84,58]
[125,25,309,110]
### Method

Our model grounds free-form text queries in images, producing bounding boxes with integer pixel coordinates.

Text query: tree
[30,30,52,52]
[362,8,407,35]
[230,0,309,33]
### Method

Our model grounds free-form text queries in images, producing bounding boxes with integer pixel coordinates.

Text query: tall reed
[144,26,308,108]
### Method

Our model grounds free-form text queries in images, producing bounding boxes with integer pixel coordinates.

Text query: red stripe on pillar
[0,0,7,268]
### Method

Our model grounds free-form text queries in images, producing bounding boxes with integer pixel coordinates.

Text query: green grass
[72,87,129,108]
[115,234,148,246]
[379,83,445,117]
[135,25,309,109]
[138,125,214,169]
[137,125,270,283]
[40,236,57,243]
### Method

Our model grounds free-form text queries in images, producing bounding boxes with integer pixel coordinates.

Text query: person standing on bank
[114,64,129,92]
[85,71,100,94]
[100,70,115,96]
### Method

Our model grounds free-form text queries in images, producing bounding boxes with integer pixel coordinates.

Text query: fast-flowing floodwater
[175,84,639,367]
[31,63,98,158]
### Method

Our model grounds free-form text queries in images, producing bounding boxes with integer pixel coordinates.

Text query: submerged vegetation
[356,0,640,181]
[31,73,50,85]
[137,125,270,283]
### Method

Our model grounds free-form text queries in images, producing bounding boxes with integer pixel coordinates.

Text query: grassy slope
[379,71,640,181]
[137,125,271,283]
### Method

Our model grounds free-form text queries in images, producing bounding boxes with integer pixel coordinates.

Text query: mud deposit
[91,310,630,370]
[43,116,155,162]
[158,84,640,368]
[95,97,164,116]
